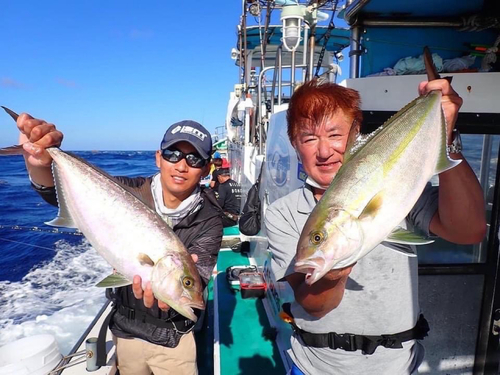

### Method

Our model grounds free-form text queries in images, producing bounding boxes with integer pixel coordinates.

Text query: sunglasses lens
[162,149,182,162]
[185,154,206,168]
[162,149,207,168]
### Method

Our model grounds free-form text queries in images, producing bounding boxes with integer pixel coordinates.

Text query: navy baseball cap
[160,120,212,160]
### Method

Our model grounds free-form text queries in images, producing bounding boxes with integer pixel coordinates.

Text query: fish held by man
[294,48,461,285]
[0,106,204,321]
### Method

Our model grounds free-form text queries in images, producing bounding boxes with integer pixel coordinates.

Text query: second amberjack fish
[294,48,461,285]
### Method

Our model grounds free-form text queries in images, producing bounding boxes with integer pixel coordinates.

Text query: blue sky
[0,1,243,150]
[0,1,349,151]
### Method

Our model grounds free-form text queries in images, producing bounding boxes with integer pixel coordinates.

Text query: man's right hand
[17,113,63,168]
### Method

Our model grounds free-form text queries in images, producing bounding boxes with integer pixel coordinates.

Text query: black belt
[224,211,240,221]
[116,305,195,333]
[282,303,429,355]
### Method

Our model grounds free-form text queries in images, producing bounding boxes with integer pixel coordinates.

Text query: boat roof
[239,25,350,68]
[344,0,492,19]
[243,25,350,52]
[343,0,500,77]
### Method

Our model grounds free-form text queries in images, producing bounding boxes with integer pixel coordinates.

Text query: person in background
[266,79,486,375]
[15,115,223,375]
[209,157,223,190]
[215,159,242,227]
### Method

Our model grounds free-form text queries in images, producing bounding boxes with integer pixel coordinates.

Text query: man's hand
[132,254,199,311]
[286,263,355,318]
[322,263,355,282]
[418,79,463,141]
[17,113,63,168]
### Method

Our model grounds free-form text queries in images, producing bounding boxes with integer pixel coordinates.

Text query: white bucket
[0,334,62,375]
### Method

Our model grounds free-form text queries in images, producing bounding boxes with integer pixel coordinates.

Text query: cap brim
[161,140,210,160]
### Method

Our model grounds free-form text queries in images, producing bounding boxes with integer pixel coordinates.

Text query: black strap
[116,305,195,332]
[96,306,116,367]
[283,303,429,355]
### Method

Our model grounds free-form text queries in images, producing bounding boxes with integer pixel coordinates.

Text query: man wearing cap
[215,159,242,227]
[15,114,224,375]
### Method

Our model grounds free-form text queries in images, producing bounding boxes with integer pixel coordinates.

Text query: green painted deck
[216,249,285,375]
[195,234,285,375]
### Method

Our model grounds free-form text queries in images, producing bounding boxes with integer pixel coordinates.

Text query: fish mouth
[174,298,205,322]
[295,258,326,286]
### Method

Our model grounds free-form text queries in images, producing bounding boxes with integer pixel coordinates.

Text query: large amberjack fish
[295,48,461,285]
[0,107,204,321]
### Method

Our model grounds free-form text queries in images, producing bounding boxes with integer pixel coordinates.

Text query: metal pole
[242,0,248,88]
[302,26,309,81]
[270,44,283,114]
[308,25,316,81]
[475,134,494,262]
[350,25,361,79]
[278,48,283,105]
[291,50,296,96]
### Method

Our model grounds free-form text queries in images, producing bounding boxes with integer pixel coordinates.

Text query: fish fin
[434,109,462,174]
[44,163,78,228]
[385,227,434,245]
[423,46,440,81]
[0,145,24,155]
[358,191,384,220]
[138,253,155,267]
[96,273,133,288]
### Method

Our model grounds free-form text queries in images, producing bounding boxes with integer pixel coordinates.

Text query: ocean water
[0,151,159,354]
[0,136,497,356]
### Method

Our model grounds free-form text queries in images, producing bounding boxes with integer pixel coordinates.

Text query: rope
[0,237,58,252]
[0,224,83,251]
[480,34,500,72]
[314,1,338,78]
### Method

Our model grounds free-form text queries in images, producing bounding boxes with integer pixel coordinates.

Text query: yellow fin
[138,253,155,267]
[359,191,384,220]
[96,273,132,288]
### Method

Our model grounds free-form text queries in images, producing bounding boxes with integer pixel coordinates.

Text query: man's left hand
[418,79,463,141]
[132,254,199,311]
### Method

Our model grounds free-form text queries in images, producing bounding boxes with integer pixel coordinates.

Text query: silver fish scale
[298,91,450,270]
[47,148,189,282]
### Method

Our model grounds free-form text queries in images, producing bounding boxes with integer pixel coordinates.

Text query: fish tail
[423,46,453,83]
[435,110,462,174]
[1,106,20,121]
[0,145,24,155]
[1,106,25,155]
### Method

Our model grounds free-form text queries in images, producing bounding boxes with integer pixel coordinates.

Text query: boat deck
[196,227,285,375]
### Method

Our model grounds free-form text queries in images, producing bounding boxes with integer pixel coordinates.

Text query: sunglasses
[161,148,208,168]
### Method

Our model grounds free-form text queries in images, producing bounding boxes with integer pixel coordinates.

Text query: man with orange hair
[266,79,486,374]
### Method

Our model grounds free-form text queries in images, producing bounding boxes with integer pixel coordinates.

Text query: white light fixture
[280,4,304,52]
[249,3,261,16]
[230,47,240,60]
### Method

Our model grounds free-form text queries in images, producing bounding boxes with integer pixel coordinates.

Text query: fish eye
[310,231,325,245]
[182,276,194,289]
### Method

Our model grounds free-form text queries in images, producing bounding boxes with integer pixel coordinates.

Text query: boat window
[418,134,499,264]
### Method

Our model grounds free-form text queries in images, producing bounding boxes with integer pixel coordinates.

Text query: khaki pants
[115,333,198,375]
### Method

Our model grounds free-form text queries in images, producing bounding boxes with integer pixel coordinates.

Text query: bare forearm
[26,164,55,187]
[287,272,349,318]
[433,153,486,243]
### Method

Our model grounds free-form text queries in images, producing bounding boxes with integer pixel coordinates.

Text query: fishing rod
[0,225,83,250]
[0,224,83,236]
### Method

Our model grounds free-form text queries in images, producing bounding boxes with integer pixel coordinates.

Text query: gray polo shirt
[265,183,438,375]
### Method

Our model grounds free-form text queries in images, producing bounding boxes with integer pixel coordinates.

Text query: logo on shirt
[171,125,208,141]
